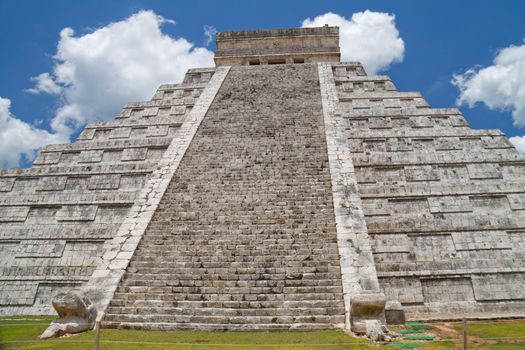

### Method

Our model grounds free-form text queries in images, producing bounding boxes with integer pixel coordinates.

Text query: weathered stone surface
[350,293,387,334]
[385,300,405,325]
[215,27,340,66]
[103,64,346,331]
[333,61,525,319]
[0,67,216,315]
[40,292,96,338]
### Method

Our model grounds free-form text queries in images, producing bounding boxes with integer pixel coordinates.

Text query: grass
[0,317,524,349]
[460,320,525,339]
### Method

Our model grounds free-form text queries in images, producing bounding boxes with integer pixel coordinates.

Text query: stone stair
[103,64,346,330]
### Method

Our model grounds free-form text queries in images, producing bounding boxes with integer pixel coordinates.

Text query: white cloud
[203,25,217,46]
[302,11,405,74]
[29,10,214,136]
[26,73,62,94]
[452,40,525,126]
[0,97,67,168]
[509,136,525,153]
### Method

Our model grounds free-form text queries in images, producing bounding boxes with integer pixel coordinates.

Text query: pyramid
[1,27,524,335]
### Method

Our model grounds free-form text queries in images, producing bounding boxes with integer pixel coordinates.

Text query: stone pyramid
[1,27,524,336]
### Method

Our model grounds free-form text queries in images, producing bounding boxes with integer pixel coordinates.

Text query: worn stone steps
[103,313,344,325]
[112,291,342,302]
[119,276,342,286]
[102,321,344,331]
[104,64,345,330]
[126,262,341,270]
[105,306,344,317]
[108,299,343,309]
[115,286,343,295]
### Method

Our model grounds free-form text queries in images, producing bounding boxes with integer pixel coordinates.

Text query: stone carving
[350,293,387,334]
[40,292,97,339]
[350,293,399,342]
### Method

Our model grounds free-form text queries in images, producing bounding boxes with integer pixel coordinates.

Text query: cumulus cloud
[0,97,67,167]
[509,136,525,153]
[28,10,214,136]
[26,73,62,94]
[302,11,405,74]
[452,40,525,126]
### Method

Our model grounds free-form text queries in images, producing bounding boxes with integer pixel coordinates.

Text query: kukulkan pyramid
[1,26,524,338]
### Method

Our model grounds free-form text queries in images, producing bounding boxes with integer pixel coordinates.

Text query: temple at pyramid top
[214,26,341,66]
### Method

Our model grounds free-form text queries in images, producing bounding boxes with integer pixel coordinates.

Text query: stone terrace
[0,68,215,315]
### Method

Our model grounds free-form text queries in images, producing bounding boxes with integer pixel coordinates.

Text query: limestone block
[405,165,439,182]
[385,300,405,325]
[389,198,429,215]
[369,117,392,129]
[413,235,457,261]
[88,175,121,190]
[470,195,510,212]
[350,293,387,334]
[440,165,468,180]
[55,205,98,222]
[147,125,169,138]
[16,240,66,258]
[0,206,30,222]
[482,135,513,149]
[421,277,475,302]
[372,234,411,253]
[472,273,525,301]
[78,150,104,163]
[130,107,158,118]
[508,193,525,210]
[122,148,148,161]
[109,127,132,139]
[450,115,469,127]
[37,176,68,191]
[386,138,412,152]
[428,195,472,213]
[33,151,61,165]
[0,281,38,305]
[467,163,502,179]
[0,178,15,192]
[77,128,96,140]
[379,277,424,304]
[452,231,512,251]
[172,105,186,115]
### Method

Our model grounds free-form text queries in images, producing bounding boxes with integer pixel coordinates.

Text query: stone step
[119,276,342,287]
[103,313,345,325]
[120,272,342,281]
[108,299,343,309]
[115,285,343,295]
[129,252,340,259]
[102,321,344,331]
[105,64,345,329]
[124,265,342,274]
[112,292,343,302]
[126,262,341,271]
[105,306,345,317]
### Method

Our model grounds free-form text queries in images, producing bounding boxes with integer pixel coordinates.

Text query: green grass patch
[1,317,524,349]
[459,320,525,339]
[0,317,372,350]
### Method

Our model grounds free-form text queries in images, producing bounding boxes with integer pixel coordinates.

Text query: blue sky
[1,0,524,167]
